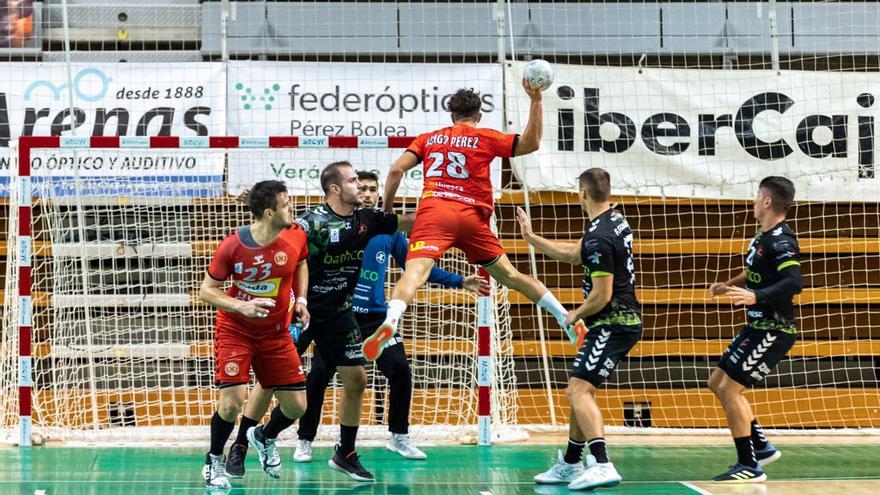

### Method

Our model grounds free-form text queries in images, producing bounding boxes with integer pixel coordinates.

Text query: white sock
[385,299,407,328]
[537,291,568,327]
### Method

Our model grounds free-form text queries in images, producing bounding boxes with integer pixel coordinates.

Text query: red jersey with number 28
[207,225,308,333]
[406,123,517,210]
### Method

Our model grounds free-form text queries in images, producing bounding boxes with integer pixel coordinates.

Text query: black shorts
[308,310,367,367]
[717,327,797,387]
[355,312,404,349]
[571,325,641,387]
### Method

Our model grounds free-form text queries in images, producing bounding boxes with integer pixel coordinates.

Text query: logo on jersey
[254,255,265,264]
[224,362,240,377]
[359,224,367,235]
[376,251,386,264]
[295,218,310,232]
[586,251,602,265]
[330,228,340,243]
[410,241,440,252]
[274,251,288,265]
[234,262,243,274]
[772,227,784,236]
[235,277,282,297]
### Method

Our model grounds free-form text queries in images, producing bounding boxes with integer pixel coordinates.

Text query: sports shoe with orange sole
[362,323,396,361]
[566,320,589,348]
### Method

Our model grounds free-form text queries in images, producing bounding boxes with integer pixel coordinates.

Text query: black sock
[261,406,296,440]
[587,437,609,464]
[734,436,757,468]
[233,415,259,447]
[564,438,586,464]
[339,424,359,457]
[209,412,236,456]
[750,420,769,451]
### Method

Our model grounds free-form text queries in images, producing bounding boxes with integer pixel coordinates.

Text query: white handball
[522,59,554,91]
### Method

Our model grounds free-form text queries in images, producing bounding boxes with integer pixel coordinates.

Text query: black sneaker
[226,443,247,478]
[329,447,375,482]
[711,463,767,483]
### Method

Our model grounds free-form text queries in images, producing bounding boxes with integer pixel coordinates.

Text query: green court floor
[1,445,878,495]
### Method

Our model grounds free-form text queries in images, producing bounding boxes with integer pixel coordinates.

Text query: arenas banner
[226,62,504,197]
[0,63,226,196]
[506,62,880,201]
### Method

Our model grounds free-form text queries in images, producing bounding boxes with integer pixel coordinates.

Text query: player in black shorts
[517,168,640,491]
[227,161,413,482]
[708,176,802,483]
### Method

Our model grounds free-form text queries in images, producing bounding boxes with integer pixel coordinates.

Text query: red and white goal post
[2,135,515,446]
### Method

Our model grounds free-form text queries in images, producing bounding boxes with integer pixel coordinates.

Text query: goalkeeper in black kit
[707,176,803,483]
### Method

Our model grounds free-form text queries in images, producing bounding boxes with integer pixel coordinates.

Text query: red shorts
[406,197,505,264]
[213,321,305,389]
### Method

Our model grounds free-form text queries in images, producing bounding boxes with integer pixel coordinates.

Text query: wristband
[296,297,308,307]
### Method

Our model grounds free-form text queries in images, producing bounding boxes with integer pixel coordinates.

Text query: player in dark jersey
[708,177,802,483]
[199,180,309,489]
[288,170,489,464]
[227,161,412,483]
[517,168,640,491]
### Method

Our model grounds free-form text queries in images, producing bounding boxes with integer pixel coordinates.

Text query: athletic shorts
[717,326,796,387]
[309,310,367,367]
[570,324,642,387]
[213,321,306,390]
[356,312,403,349]
[406,197,505,265]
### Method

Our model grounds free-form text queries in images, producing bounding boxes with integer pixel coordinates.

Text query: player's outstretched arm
[516,206,579,264]
[513,78,544,157]
[708,271,748,297]
[199,273,275,318]
[384,152,420,213]
[460,274,491,295]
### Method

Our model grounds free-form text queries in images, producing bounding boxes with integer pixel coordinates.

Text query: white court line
[480,491,493,495]
[681,481,714,495]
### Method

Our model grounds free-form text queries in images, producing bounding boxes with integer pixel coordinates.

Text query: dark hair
[320,161,353,194]
[578,168,611,202]
[759,176,796,213]
[247,180,288,218]
[357,170,380,183]
[447,88,482,122]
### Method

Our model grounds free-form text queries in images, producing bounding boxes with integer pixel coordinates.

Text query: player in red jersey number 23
[199,181,310,489]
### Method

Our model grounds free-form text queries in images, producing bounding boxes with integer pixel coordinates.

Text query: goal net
[0,136,518,445]
[1,0,879,446]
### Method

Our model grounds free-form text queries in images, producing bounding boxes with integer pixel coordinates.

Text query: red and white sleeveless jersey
[207,225,308,332]
[406,123,517,210]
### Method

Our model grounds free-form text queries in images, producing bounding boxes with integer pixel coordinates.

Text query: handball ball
[522,59,554,91]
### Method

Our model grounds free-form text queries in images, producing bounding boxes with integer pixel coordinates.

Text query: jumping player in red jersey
[199,180,310,489]
[362,80,572,361]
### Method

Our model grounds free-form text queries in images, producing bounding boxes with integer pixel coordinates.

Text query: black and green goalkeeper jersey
[743,221,803,333]
[295,204,398,317]
[579,208,641,329]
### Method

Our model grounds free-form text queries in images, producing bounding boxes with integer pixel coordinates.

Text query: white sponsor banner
[0,63,226,196]
[506,62,880,201]
[227,62,504,197]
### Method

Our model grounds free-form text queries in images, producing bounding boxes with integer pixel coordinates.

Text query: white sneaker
[386,433,427,460]
[202,453,231,489]
[533,450,585,484]
[294,439,313,463]
[246,426,281,479]
[568,462,622,491]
